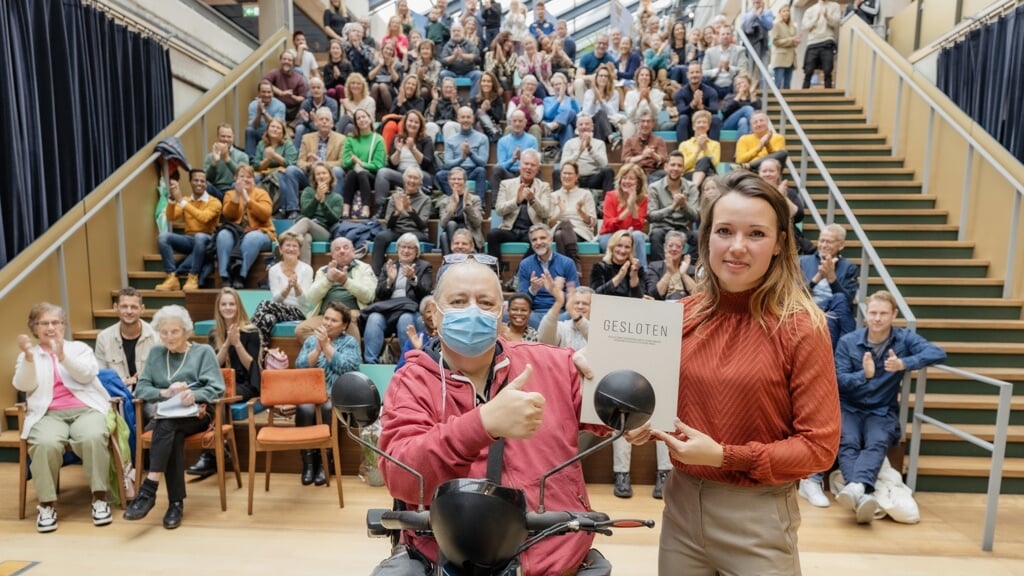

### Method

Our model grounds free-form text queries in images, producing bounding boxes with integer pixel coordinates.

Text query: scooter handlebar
[377,509,652,534]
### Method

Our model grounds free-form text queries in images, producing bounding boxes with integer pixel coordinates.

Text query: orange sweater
[674,290,839,486]
[221,187,277,242]
[735,132,786,164]
[166,194,222,236]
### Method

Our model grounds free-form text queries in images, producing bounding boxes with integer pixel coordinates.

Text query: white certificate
[582,294,682,430]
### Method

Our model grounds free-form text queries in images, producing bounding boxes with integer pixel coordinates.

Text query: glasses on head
[443,253,498,266]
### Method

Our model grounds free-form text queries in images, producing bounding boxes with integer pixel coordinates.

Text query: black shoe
[231,277,245,290]
[653,470,670,499]
[613,472,633,499]
[163,501,183,530]
[123,491,156,520]
[301,450,315,486]
[284,210,301,220]
[186,451,217,478]
[273,209,287,219]
[313,451,327,486]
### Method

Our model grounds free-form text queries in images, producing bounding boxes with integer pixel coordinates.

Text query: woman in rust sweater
[634,171,840,574]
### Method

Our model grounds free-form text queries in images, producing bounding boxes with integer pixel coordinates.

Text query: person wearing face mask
[373,259,613,576]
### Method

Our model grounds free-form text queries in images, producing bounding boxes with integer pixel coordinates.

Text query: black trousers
[486,228,532,268]
[748,150,790,172]
[343,170,375,210]
[296,401,332,428]
[803,41,837,89]
[148,414,212,502]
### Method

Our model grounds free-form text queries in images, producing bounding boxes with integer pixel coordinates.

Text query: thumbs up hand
[480,364,546,439]
[884,349,905,372]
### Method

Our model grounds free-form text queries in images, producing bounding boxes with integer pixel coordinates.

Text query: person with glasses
[370,167,432,275]
[436,250,498,281]
[15,303,114,533]
[486,148,551,277]
[439,168,485,255]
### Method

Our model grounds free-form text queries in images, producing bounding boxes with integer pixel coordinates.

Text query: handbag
[265,347,290,370]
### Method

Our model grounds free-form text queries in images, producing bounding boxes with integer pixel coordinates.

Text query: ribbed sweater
[675,290,840,486]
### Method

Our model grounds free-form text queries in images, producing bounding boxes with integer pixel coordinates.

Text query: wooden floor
[2,463,1024,575]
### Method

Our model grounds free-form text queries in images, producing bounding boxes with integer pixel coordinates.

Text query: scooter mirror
[594,369,656,431]
[331,371,382,428]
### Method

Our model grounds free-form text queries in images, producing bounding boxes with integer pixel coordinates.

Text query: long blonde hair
[212,288,258,350]
[689,171,826,332]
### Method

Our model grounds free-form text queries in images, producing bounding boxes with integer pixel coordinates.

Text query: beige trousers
[27,407,110,502]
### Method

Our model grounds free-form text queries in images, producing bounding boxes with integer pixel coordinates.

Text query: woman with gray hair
[645,230,697,301]
[360,232,434,364]
[14,303,113,533]
[124,305,224,530]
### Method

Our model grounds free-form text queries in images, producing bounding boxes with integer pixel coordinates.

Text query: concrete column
[259,0,294,42]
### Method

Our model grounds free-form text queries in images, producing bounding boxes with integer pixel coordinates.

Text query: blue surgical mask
[439,305,499,357]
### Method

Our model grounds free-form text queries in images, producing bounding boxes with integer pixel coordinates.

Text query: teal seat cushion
[500,242,530,255]
[273,219,292,238]
[270,321,299,338]
[237,290,271,316]
[231,399,265,421]
[720,129,739,142]
[194,320,214,337]
[653,131,676,141]
[359,364,397,400]
[453,77,473,87]
[311,241,330,253]
[578,242,601,255]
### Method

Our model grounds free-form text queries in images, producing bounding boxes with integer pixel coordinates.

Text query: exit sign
[242,5,260,17]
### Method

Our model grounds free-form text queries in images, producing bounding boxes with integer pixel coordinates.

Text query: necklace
[166,343,192,382]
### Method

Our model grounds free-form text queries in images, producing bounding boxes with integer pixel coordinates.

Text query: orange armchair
[246,368,343,514]
[133,368,242,511]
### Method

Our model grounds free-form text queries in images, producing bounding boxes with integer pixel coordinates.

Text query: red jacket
[379,339,602,575]
[599,191,648,235]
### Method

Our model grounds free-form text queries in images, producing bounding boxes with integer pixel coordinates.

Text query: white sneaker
[92,500,113,526]
[36,505,58,533]
[836,481,865,512]
[798,478,830,508]
[855,493,880,524]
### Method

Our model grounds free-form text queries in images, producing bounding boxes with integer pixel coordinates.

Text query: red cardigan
[599,191,648,234]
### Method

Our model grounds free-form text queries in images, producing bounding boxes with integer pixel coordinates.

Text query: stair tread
[812,209,947,216]
[909,389,1024,407]
[932,340,1024,352]
[780,114,868,121]
[810,194,935,201]
[805,223,958,231]
[909,298,1022,307]
[844,240,974,248]
[897,318,1024,329]
[73,329,103,339]
[129,271,175,279]
[875,258,987,265]
[805,167,913,174]
[913,455,1024,477]
[909,423,1024,442]
[804,180,922,187]
[787,144,889,150]
[868,277,1003,286]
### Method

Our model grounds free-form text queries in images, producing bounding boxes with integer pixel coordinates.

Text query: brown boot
[182,274,199,291]
[155,273,180,291]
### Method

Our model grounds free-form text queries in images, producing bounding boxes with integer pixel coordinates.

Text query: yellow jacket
[678,137,721,173]
[735,133,786,164]
[165,193,222,236]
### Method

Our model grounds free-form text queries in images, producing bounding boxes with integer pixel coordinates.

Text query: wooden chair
[247,368,343,514]
[133,368,243,511]
[16,400,129,519]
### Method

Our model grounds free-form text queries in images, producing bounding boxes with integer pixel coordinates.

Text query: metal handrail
[844,19,1024,299]
[907,365,1011,552]
[0,30,290,327]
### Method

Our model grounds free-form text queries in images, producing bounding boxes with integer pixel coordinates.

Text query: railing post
[201,115,208,155]
[906,369,928,491]
[892,78,903,156]
[960,145,974,242]
[800,145,808,187]
[845,27,854,97]
[233,86,239,146]
[983,384,1013,551]
[826,188,836,225]
[922,108,935,195]
[866,52,877,124]
[116,193,128,288]
[57,245,70,340]
[858,252,870,327]
[779,111,787,137]
[1005,191,1022,299]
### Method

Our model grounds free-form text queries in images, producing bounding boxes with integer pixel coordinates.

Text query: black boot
[186,450,217,478]
[300,450,316,486]
[313,451,327,487]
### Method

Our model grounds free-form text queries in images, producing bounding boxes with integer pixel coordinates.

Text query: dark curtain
[0,0,173,268]
[937,5,1024,165]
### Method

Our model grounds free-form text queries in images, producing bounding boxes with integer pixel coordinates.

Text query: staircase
[771,88,1024,493]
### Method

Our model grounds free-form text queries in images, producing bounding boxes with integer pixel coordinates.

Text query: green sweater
[300,186,345,228]
[342,132,386,172]
[255,141,298,171]
[204,148,250,190]
[135,344,225,406]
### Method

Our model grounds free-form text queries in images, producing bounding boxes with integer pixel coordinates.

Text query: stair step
[778,88,847,98]
[822,208,949,225]
[769,105,865,115]
[810,156,905,168]
[800,124,881,135]
[839,240,975,259]
[905,299,1024,321]
[909,423,1024,443]
[810,193,935,208]
[128,271,177,290]
[787,143,891,155]
[804,181,923,194]
[806,168,915,181]
[912,455,1024,478]
[909,389,1024,410]
[867,276,1004,298]
[780,114,869,124]
[769,97,859,107]
[899,319,1024,343]
[804,223,960,241]
[933,340,1024,367]
[870,258,988,278]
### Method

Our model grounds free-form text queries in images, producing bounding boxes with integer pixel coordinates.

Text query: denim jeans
[839,408,900,490]
[282,165,344,212]
[547,107,577,148]
[598,230,648,268]
[157,232,212,282]
[362,311,422,364]
[245,126,264,158]
[216,229,271,279]
[722,105,754,137]
[773,67,793,90]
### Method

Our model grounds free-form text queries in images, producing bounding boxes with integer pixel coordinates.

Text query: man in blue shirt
[245,80,286,158]
[833,291,946,523]
[673,61,722,142]
[436,106,490,202]
[516,223,579,327]
[490,110,539,198]
[556,20,576,61]
[799,223,858,349]
[528,1,555,39]
[573,34,616,99]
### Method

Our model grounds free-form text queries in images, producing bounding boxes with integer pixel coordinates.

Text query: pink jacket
[379,339,602,575]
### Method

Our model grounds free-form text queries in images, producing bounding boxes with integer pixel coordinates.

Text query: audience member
[156,169,222,292]
[487,149,552,272]
[515,223,579,327]
[245,80,286,158]
[615,37,643,86]
[295,237,377,343]
[574,33,614,98]
[491,110,540,196]
[408,40,442,102]
[439,23,482,95]
[425,77,465,142]
[735,110,787,170]
[702,25,748,98]
[321,39,353,101]
[623,67,669,139]
[341,108,386,219]
[95,288,157,392]
[770,4,800,89]
[204,124,249,200]
[439,168,485,254]
[647,152,699,262]
[377,110,436,210]
[253,117,297,214]
[370,168,432,274]
[674,61,722,143]
[501,292,540,342]
[847,0,881,25]
[471,71,505,140]
[721,74,759,137]
[834,291,946,523]
[548,161,598,271]
[425,5,452,48]
[757,157,814,254]
[507,75,545,142]
[645,229,696,302]
[622,112,669,183]
[485,32,519,98]
[294,77,340,146]
[322,0,352,42]
[740,0,775,70]
[540,72,579,147]
[380,75,427,152]
[599,164,649,267]
[295,301,361,485]
[519,37,553,98]
[216,165,276,289]
[250,231,314,346]
[538,283,593,351]
[344,22,376,79]
[607,29,623,63]
[335,73,374,135]
[292,30,319,79]
[125,306,224,529]
[667,21,695,85]
[590,228,644,298]
[436,106,490,200]
[678,110,720,190]
[555,19,576,61]
[800,223,858,347]
[362,233,434,364]
[15,303,113,533]
[643,36,671,80]
[283,107,346,220]
[581,64,623,144]
[528,0,555,38]
[504,0,528,46]
[541,34,574,81]
[382,15,411,61]
[369,41,406,119]
[481,0,502,47]
[558,114,615,193]
[801,0,842,89]
[264,50,307,121]
[287,162,345,264]
[397,296,438,369]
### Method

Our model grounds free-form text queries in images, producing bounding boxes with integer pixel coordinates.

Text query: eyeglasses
[34,320,64,328]
[443,253,498,266]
